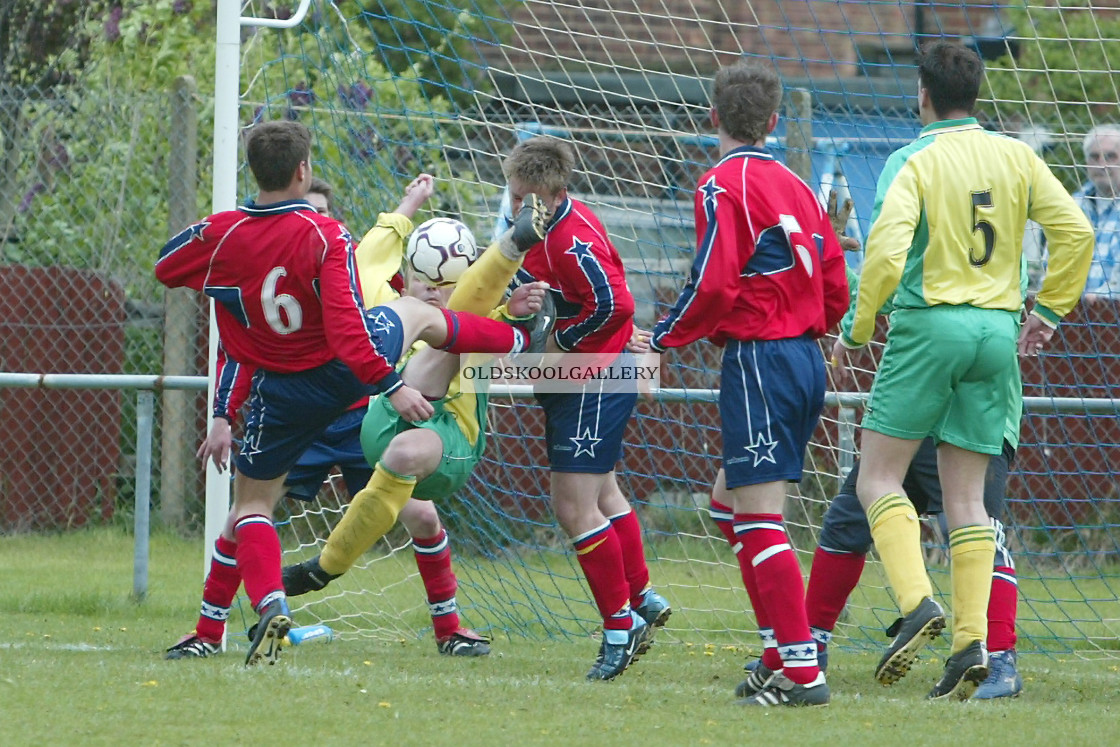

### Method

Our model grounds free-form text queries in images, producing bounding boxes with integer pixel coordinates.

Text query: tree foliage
[981,0,1120,189]
[6,0,512,293]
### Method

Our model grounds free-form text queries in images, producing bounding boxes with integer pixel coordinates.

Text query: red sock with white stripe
[195,535,241,643]
[436,308,527,354]
[735,513,819,685]
[712,499,780,670]
[412,529,461,640]
[987,565,1018,652]
[573,521,632,631]
[607,509,651,607]
[233,514,285,612]
[804,546,866,633]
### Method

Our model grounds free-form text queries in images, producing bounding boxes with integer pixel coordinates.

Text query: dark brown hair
[246,120,311,191]
[308,176,334,214]
[918,41,984,117]
[712,60,782,144]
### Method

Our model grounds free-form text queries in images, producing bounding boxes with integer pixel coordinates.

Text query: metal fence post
[133,390,155,601]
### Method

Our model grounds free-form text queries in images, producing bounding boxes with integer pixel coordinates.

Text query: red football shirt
[651,147,849,350]
[156,200,399,391]
[519,197,635,354]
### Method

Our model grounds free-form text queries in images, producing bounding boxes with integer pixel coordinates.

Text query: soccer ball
[406,217,479,287]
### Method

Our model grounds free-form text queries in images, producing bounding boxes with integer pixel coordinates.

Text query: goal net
[231,0,1120,657]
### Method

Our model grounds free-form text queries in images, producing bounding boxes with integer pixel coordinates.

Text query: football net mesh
[232,0,1120,657]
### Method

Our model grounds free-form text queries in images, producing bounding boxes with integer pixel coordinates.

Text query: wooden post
[785,88,813,184]
[160,76,199,528]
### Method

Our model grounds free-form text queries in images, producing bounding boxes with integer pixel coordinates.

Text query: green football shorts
[360,392,488,500]
[862,305,1018,455]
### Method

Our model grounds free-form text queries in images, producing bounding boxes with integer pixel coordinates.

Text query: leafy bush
[981,1,1120,190]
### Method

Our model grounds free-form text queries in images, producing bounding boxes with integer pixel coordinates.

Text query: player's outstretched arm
[392,174,435,219]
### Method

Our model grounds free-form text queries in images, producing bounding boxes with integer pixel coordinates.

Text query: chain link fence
[0,80,213,533]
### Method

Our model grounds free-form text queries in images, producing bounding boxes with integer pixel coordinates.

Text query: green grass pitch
[1,528,1117,745]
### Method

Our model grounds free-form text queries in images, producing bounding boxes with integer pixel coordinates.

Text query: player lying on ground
[171,176,508,659]
[157,122,547,666]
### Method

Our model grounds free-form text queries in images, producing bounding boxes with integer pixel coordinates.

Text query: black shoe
[245,596,291,666]
[928,641,989,701]
[437,629,491,657]
[875,596,946,685]
[586,620,650,681]
[738,672,830,707]
[735,662,777,698]
[165,633,220,660]
[504,290,556,355]
[282,555,340,597]
[634,589,672,629]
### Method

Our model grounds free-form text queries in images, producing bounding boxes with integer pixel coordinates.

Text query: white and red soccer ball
[406,217,479,287]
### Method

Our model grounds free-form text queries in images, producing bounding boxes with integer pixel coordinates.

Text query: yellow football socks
[319,463,417,575]
[867,492,933,615]
[949,524,996,653]
[447,241,524,315]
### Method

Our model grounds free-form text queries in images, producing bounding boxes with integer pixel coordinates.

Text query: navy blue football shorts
[720,337,825,489]
[235,307,404,481]
[283,405,372,500]
[535,352,637,474]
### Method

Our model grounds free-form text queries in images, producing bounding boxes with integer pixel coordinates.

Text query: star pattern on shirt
[564,237,594,261]
[744,432,778,467]
[187,220,209,242]
[570,427,603,458]
[698,176,726,207]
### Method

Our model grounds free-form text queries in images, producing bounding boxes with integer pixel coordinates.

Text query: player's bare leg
[378,286,546,358]
[312,429,442,577]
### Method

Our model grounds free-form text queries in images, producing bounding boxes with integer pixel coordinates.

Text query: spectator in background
[1076,124,1120,300]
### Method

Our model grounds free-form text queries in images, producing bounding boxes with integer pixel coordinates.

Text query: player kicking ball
[177,176,522,659]
[158,119,548,667]
[278,186,557,650]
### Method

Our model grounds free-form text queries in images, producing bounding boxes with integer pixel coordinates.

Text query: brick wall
[491,0,1003,78]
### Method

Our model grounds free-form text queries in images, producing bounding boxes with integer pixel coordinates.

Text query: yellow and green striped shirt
[843,117,1093,346]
